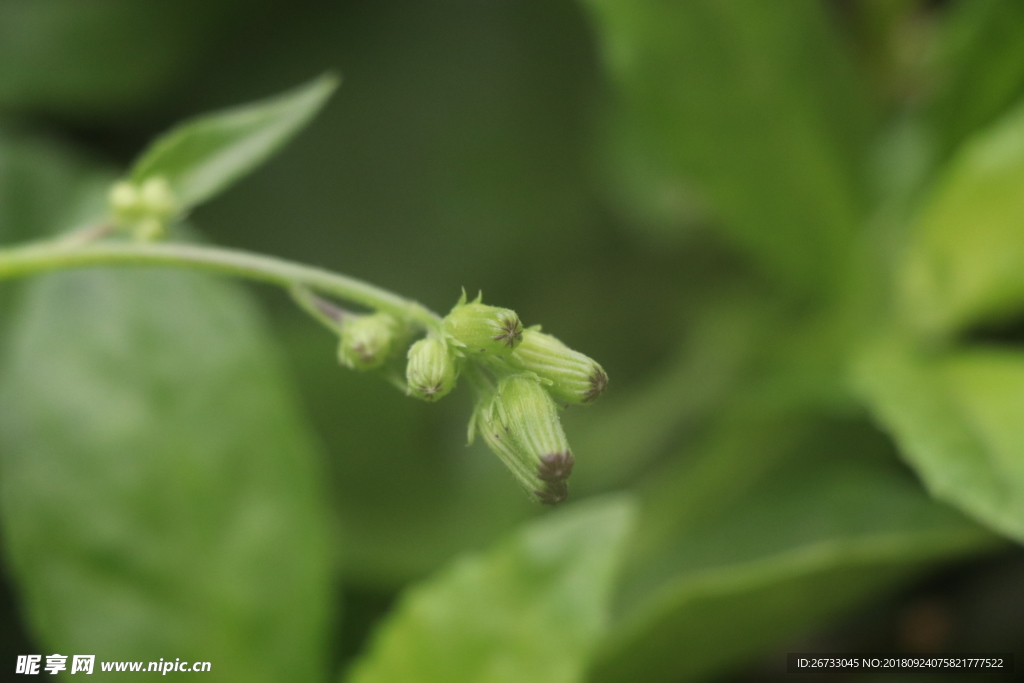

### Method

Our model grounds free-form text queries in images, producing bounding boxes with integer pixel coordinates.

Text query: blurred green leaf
[345,497,634,683]
[595,113,709,245]
[583,0,869,295]
[929,0,1024,158]
[130,74,337,213]
[568,279,871,500]
[0,0,244,117]
[844,0,928,109]
[854,336,1024,542]
[590,406,994,683]
[567,296,764,494]
[902,101,1024,337]
[0,248,334,678]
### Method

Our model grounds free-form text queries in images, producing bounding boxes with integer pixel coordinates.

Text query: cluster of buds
[438,292,606,504]
[108,176,179,241]
[317,289,606,505]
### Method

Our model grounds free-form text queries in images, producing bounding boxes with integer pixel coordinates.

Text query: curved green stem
[0,240,442,332]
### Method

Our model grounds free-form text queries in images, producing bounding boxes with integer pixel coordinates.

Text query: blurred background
[1,0,1024,681]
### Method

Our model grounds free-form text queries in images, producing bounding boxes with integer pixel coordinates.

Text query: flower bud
[109,176,178,238]
[510,328,608,404]
[109,181,144,223]
[443,292,523,356]
[138,176,178,220]
[475,374,574,505]
[406,337,458,402]
[338,313,400,370]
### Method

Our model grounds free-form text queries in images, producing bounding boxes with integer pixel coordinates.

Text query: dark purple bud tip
[537,451,574,483]
[492,314,524,349]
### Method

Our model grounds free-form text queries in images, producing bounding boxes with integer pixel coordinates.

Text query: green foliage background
[1,0,1023,680]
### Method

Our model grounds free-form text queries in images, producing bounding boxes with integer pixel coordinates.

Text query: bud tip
[537,451,574,482]
[583,368,608,403]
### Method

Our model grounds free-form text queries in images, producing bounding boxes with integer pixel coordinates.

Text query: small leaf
[901,101,1024,337]
[590,407,995,683]
[854,335,1024,542]
[345,497,634,683]
[0,268,335,681]
[129,73,338,212]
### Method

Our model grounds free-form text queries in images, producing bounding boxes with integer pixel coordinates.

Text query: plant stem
[55,221,117,247]
[0,240,442,332]
[289,285,348,333]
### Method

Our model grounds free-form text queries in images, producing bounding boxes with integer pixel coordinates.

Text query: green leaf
[0,267,334,682]
[566,296,764,495]
[854,335,1024,542]
[345,497,635,683]
[590,407,995,683]
[129,73,338,213]
[902,101,1024,336]
[582,0,868,294]
[929,0,1024,158]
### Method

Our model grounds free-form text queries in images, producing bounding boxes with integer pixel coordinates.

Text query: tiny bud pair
[108,177,179,238]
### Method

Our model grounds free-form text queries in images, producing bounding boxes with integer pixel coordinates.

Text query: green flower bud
[108,176,178,239]
[443,292,523,356]
[406,337,458,402]
[138,176,178,220]
[338,313,399,370]
[510,328,608,404]
[475,374,574,505]
[109,181,144,223]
